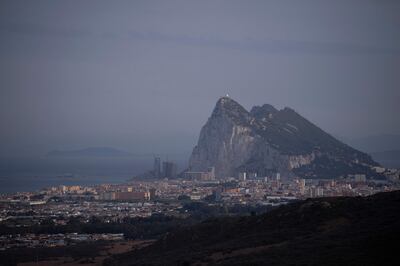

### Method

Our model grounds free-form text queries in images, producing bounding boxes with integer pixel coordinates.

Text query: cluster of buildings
[33,184,157,202]
[183,167,216,181]
[1,160,399,250]
[99,189,156,201]
[1,165,399,209]
[0,190,180,224]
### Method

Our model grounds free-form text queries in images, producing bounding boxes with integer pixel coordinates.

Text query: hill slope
[107,190,400,266]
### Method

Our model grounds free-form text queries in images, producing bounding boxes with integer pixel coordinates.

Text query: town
[1,157,400,251]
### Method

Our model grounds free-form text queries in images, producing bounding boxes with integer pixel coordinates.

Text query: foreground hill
[107,190,400,266]
[189,97,380,179]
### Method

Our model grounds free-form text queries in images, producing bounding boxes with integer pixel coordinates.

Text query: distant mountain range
[370,150,400,169]
[345,134,400,153]
[189,97,381,179]
[107,190,400,266]
[340,134,400,169]
[46,147,133,158]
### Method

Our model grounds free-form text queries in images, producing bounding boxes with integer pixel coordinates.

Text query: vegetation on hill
[106,191,400,266]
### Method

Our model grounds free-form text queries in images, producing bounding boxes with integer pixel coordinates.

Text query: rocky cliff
[189,97,380,179]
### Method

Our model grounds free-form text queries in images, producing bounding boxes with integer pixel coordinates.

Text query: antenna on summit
[225,93,230,98]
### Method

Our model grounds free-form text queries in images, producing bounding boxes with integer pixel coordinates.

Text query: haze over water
[0,156,187,194]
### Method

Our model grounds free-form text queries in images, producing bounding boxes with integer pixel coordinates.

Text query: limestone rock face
[189,97,380,179]
[189,97,260,177]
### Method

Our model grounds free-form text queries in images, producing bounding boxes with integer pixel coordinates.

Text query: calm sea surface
[0,157,159,194]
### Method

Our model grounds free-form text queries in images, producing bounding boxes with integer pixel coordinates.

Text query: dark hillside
[106,191,400,266]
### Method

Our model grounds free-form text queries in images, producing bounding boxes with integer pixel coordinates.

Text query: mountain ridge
[189,97,379,179]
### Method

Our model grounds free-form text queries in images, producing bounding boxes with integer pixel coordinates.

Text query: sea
[0,156,186,194]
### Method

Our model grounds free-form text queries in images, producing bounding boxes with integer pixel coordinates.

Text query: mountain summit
[189,97,379,179]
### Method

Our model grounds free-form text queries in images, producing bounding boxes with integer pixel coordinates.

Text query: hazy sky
[0,0,399,157]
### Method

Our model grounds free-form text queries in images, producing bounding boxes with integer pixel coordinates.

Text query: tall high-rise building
[163,161,177,178]
[153,157,161,178]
